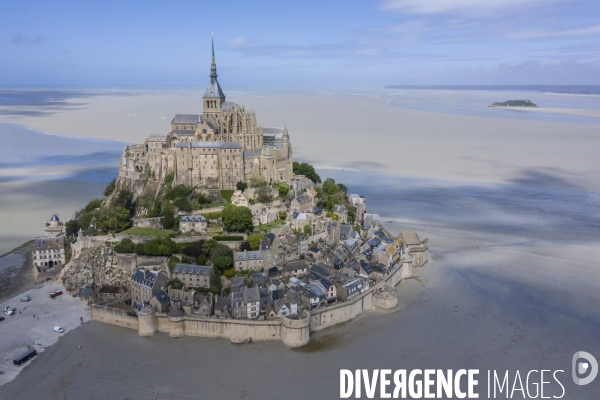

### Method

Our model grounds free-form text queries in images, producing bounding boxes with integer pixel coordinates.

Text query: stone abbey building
[117,36,293,191]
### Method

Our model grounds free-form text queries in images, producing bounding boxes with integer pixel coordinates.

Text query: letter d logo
[572,351,598,385]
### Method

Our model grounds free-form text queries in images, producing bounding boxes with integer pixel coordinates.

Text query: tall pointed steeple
[210,31,218,79]
[203,32,226,118]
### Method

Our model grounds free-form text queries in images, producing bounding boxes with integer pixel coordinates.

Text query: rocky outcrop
[62,246,128,295]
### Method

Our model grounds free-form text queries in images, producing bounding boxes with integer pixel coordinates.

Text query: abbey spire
[203,32,226,120]
[210,32,218,79]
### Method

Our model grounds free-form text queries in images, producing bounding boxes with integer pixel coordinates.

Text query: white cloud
[506,24,600,40]
[228,37,248,48]
[380,0,554,15]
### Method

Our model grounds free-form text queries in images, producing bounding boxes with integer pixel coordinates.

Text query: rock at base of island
[489,99,538,107]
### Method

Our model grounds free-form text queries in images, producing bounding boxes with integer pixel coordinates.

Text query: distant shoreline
[385,85,600,95]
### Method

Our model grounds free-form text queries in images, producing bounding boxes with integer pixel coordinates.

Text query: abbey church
[117,36,293,191]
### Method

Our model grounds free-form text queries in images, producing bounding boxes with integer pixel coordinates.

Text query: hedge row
[213,235,244,242]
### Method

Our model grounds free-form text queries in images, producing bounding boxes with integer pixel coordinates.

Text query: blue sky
[1,0,599,87]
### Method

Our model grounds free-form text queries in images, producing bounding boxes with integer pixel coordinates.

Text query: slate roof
[153,289,169,306]
[244,149,262,158]
[131,269,159,289]
[221,101,236,110]
[35,237,64,249]
[243,287,260,303]
[295,195,311,204]
[234,251,263,261]
[175,141,242,149]
[50,213,60,222]
[172,114,201,124]
[174,264,212,275]
[180,215,207,222]
[333,205,348,214]
[204,77,225,99]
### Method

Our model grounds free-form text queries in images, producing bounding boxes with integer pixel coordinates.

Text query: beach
[0,87,599,398]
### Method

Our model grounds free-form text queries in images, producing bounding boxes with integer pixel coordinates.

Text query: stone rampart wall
[91,305,139,330]
[155,313,281,342]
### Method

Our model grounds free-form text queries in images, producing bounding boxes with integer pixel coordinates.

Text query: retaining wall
[91,305,139,330]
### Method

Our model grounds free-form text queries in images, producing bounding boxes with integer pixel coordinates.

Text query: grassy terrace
[220,190,234,203]
[120,227,173,237]
[256,219,287,232]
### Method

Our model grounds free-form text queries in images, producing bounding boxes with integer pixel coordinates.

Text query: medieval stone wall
[91,305,139,330]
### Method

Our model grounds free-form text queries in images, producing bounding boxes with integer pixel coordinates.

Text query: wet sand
[0,242,35,305]
[1,89,599,398]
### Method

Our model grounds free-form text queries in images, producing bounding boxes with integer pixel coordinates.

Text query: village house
[290,194,312,213]
[310,274,337,303]
[243,286,261,319]
[150,289,170,313]
[172,263,214,289]
[230,276,247,293]
[130,269,168,308]
[333,204,349,223]
[193,292,214,316]
[214,296,231,318]
[231,291,245,319]
[179,215,208,234]
[281,261,308,277]
[333,276,363,301]
[234,250,263,271]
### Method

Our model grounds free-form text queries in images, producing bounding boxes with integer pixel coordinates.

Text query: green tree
[65,219,81,237]
[84,198,103,213]
[293,162,321,183]
[303,225,311,235]
[221,204,253,232]
[214,256,233,273]
[174,197,192,212]
[114,238,135,253]
[337,183,348,195]
[223,268,235,278]
[278,211,287,220]
[196,254,207,265]
[162,205,175,229]
[236,181,248,191]
[256,186,273,203]
[103,178,116,197]
[247,233,263,251]
[275,182,290,198]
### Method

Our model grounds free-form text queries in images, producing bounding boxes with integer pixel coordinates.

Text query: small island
[489,99,538,108]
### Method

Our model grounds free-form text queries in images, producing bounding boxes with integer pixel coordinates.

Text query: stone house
[333,277,363,301]
[291,212,311,231]
[290,194,312,213]
[193,292,214,316]
[172,263,213,289]
[150,289,170,313]
[233,250,263,271]
[230,276,247,293]
[44,213,64,238]
[214,296,231,318]
[281,261,308,277]
[243,286,261,319]
[231,291,245,319]
[32,237,66,283]
[179,215,208,234]
[333,204,349,224]
[296,283,327,309]
[130,269,168,308]
[267,278,284,293]
[274,298,291,317]
[398,231,429,267]
[311,275,337,303]
[252,272,269,289]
